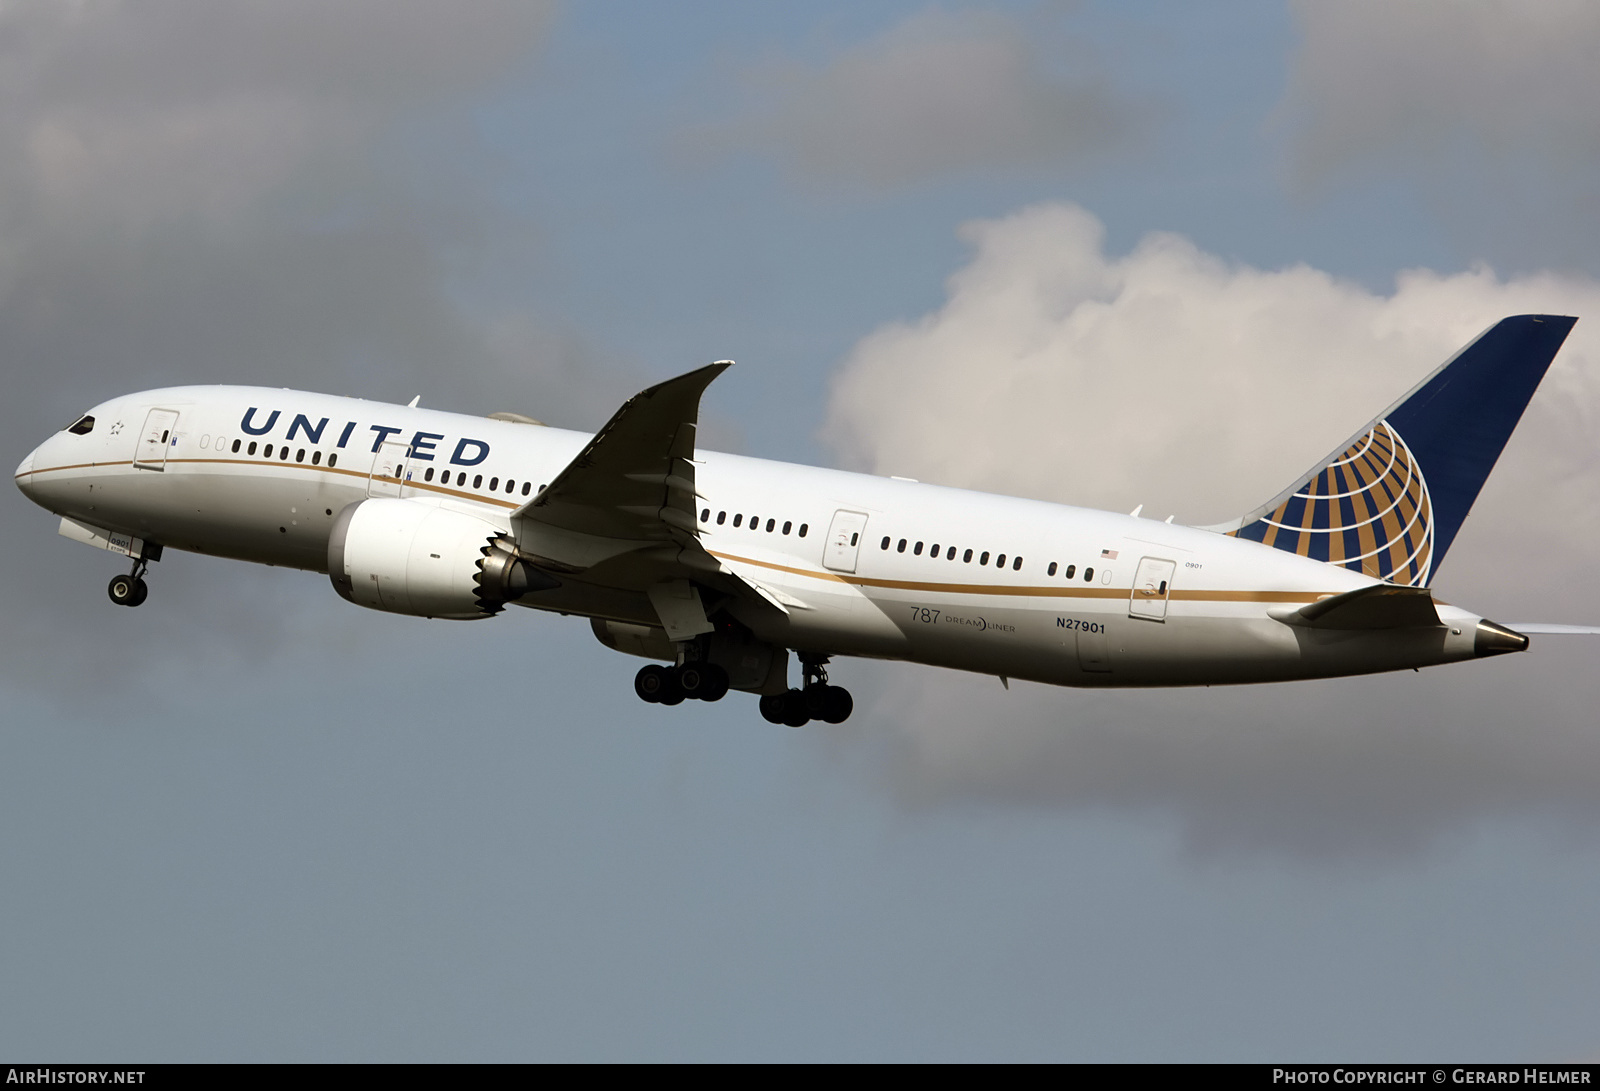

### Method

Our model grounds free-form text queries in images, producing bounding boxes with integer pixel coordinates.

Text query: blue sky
[3,0,1600,1060]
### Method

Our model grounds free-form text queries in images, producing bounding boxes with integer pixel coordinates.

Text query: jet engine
[328,498,553,619]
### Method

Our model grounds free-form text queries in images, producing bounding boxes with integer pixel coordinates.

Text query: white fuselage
[16,386,1494,688]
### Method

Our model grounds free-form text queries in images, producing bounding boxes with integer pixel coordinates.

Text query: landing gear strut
[759,654,853,727]
[107,556,150,607]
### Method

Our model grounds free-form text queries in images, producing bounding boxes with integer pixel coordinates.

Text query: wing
[509,362,783,639]
[513,363,727,542]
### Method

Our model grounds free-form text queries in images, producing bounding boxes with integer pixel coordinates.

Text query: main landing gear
[758,654,853,728]
[633,651,854,726]
[107,557,150,607]
[635,662,730,705]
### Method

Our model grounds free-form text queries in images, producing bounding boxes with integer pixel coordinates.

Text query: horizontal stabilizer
[1269,583,1441,630]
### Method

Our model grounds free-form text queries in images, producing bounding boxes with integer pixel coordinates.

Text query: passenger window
[914,542,923,555]
[66,415,95,435]
[424,467,433,481]
[799,524,808,537]
[946,546,956,560]
[506,480,516,493]
[766,518,775,532]
[473,474,483,489]
[734,514,743,527]
[312,451,322,466]
[963,549,973,563]
[897,539,907,553]
[1013,556,1022,571]
[231,439,241,453]
[782,521,792,535]
[850,532,858,546]
[161,430,169,443]
[1048,562,1057,576]
[490,477,499,490]
[701,508,711,523]
[1084,567,1094,581]
[1064,565,1076,579]
[296,449,305,463]
[328,454,337,467]
[717,511,726,525]
[523,482,532,496]
[280,446,289,460]
[980,552,990,565]
[881,537,891,550]
[930,543,939,557]
[996,554,1005,568]
[247,441,256,455]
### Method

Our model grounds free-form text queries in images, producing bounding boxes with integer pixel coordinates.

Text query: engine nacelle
[328,499,551,619]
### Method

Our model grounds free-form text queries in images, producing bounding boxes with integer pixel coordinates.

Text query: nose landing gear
[107,557,150,607]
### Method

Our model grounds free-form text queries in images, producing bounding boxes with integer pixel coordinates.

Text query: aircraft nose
[14,447,37,499]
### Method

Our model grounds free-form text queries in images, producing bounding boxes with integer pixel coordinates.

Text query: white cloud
[691,7,1136,187]
[823,202,1600,856]
[824,202,1600,533]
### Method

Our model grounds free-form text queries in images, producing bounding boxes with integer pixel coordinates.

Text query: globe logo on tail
[1229,420,1435,587]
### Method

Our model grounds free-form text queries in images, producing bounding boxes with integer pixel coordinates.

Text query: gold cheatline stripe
[30,459,1338,606]
[709,550,1331,604]
[22,456,524,510]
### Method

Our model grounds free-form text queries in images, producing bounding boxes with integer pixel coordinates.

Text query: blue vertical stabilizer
[1213,315,1576,585]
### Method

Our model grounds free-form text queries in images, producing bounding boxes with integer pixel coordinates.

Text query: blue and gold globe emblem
[1229,420,1435,587]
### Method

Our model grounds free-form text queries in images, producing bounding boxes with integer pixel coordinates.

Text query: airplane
[13,314,1597,727]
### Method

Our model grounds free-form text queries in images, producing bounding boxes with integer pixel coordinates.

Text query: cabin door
[1129,556,1177,621]
[367,441,412,498]
[822,510,869,573]
[134,409,180,470]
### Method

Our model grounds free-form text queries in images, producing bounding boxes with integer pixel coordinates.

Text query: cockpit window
[65,415,95,435]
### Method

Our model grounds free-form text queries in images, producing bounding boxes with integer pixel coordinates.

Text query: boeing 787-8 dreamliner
[15,315,1595,726]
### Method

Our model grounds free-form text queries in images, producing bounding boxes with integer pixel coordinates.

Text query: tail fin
[1206,315,1577,586]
